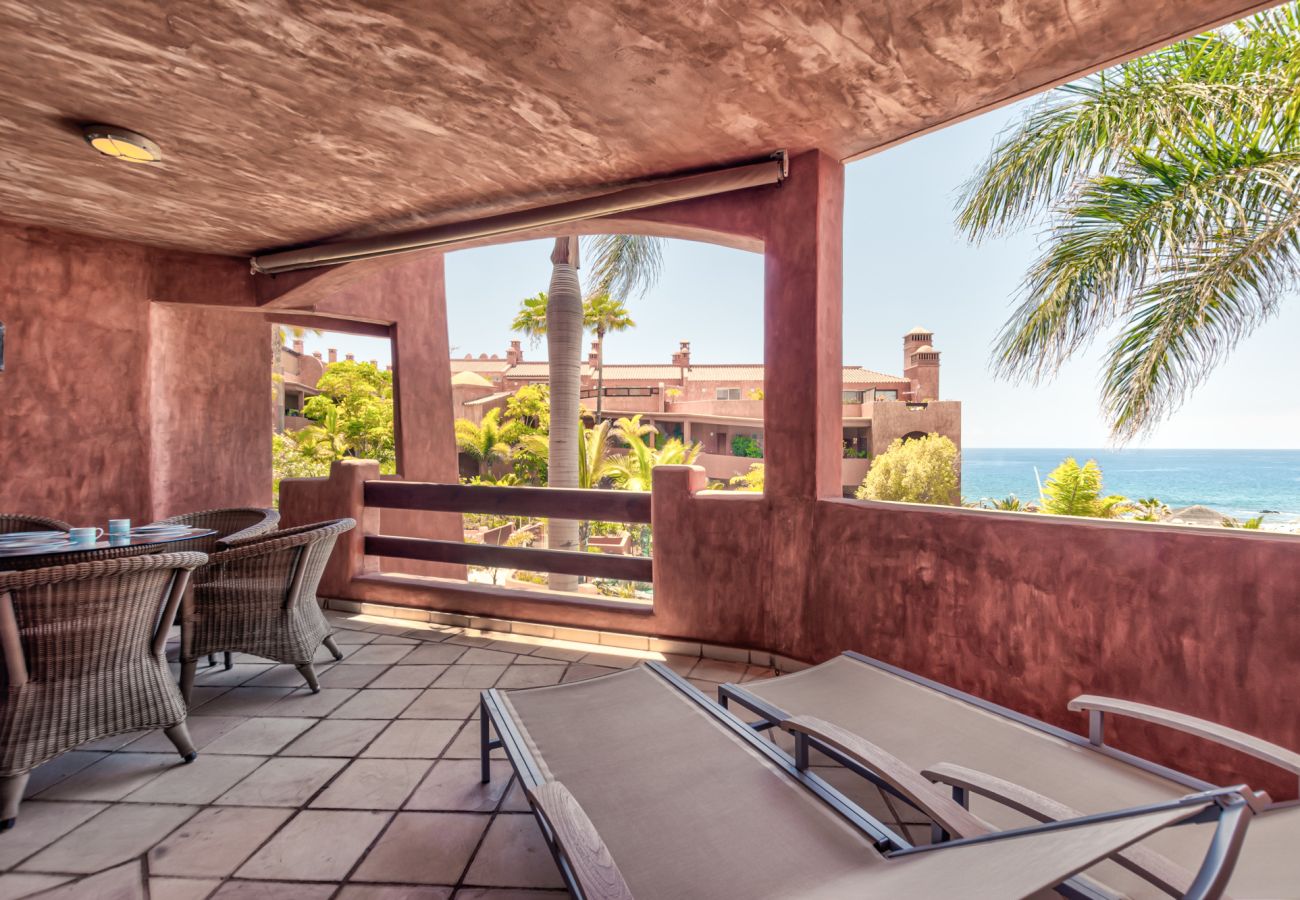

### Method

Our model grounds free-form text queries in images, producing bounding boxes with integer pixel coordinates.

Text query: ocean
[961,448,1300,524]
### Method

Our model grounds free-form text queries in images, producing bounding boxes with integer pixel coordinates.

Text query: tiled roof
[842,367,909,384]
[688,365,907,385]
[507,361,593,378]
[451,370,494,387]
[451,359,510,373]
[684,365,765,381]
[464,391,514,406]
[600,365,685,380]
[450,359,908,384]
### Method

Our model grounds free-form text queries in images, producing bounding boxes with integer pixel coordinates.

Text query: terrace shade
[250,156,786,274]
[0,1,1279,255]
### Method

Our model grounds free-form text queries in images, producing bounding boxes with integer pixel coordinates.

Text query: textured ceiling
[0,0,1277,256]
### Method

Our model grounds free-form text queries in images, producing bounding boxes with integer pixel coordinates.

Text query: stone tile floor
[0,608,781,900]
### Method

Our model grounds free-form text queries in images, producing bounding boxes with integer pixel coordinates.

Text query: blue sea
[962,449,1300,523]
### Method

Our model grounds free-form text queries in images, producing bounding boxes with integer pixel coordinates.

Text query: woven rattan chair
[160,507,280,554]
[0,514,71,535]
[179,518,355,700]
[0,552,206,829]
[160,507,279,668]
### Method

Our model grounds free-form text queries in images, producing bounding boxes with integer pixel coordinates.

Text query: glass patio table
[0,527,217,570]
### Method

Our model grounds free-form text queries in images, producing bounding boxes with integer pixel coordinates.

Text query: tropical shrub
[1039,458,1131,518]
[855,434,959,505]
[1130,497,1169,522]
[304,360,395,462]
[454,408,516,477]
[728,462,765,492]
[731,434,763,458]
[505,383,550,431]
[612,415,702,491]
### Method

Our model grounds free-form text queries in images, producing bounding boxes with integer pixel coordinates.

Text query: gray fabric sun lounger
[480,662,1252,900]
[719,652,1298,899]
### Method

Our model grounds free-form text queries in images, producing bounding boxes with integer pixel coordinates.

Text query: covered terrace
[1,1,1297,897]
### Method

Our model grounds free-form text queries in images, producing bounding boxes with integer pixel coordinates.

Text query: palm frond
[956,18,1300,240]
[1101,194,1300,438]
[582,234,665,300]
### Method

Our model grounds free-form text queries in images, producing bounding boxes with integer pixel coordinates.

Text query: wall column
[313,252,464,577]
[762,150,844,501]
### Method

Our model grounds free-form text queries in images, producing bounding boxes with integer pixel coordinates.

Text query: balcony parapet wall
[282,460,1300,798]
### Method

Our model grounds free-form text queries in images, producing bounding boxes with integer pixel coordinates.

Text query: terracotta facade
[0,222,269,524]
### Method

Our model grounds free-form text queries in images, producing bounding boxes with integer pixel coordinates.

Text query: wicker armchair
[160,507,280,554]
[0,514,71,535]
[0,552,207,830]
[179,518,355,700]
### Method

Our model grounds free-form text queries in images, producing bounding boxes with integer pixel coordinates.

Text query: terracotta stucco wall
[0,222,270,522]
[149,302,271,516]
[803,500,1300,797]
[0,225,154,523]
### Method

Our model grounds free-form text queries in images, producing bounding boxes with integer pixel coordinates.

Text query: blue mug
[109,519,131,537]
[69,527,103,544]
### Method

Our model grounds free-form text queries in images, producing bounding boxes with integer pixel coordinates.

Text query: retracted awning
[250,153,786,275]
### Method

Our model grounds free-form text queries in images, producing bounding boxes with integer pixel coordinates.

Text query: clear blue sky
[301,100,1300,449]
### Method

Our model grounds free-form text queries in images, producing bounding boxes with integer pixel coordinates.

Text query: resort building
[452,328,961,490]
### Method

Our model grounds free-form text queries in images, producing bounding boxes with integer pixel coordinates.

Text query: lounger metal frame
[718,652,1270,898]
[483,660,1251,900]
[719,651,1216,792]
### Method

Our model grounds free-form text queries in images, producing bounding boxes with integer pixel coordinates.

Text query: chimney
[345,353,355,362]
[386,364,392,372]
[312,351,322,361]
[671,340,691,368]
[902,328,940,401]
[506,340,523,365]
[587,340,599,368]
[292,339,304,354]
[370,359,378,367]
[328,348,337,363]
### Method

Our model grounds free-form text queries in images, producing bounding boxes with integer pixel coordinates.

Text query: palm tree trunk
[595,327,605,418]
[546,236,582,592]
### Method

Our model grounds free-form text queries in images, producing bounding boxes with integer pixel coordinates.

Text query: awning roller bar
[250,151,787,275]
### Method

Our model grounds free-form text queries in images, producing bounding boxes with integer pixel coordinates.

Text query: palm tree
[542,234,664,590]
[1039,458,1131,518]
[514,420,624,490]
[510,292,549,348]
[957,5,1300,439]
[612,415,702,491]
[454,408,514,478]
[583,293,636,417]
[296,406,352,461]
[578,419,626,490]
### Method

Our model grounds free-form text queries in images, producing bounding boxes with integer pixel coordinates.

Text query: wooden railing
[363,481,653,583]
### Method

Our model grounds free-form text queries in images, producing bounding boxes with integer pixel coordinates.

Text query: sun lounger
[480,662,1251,900]
[719,652,1297,899]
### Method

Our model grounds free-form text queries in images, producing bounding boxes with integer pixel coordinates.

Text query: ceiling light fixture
[81,125,162,164]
